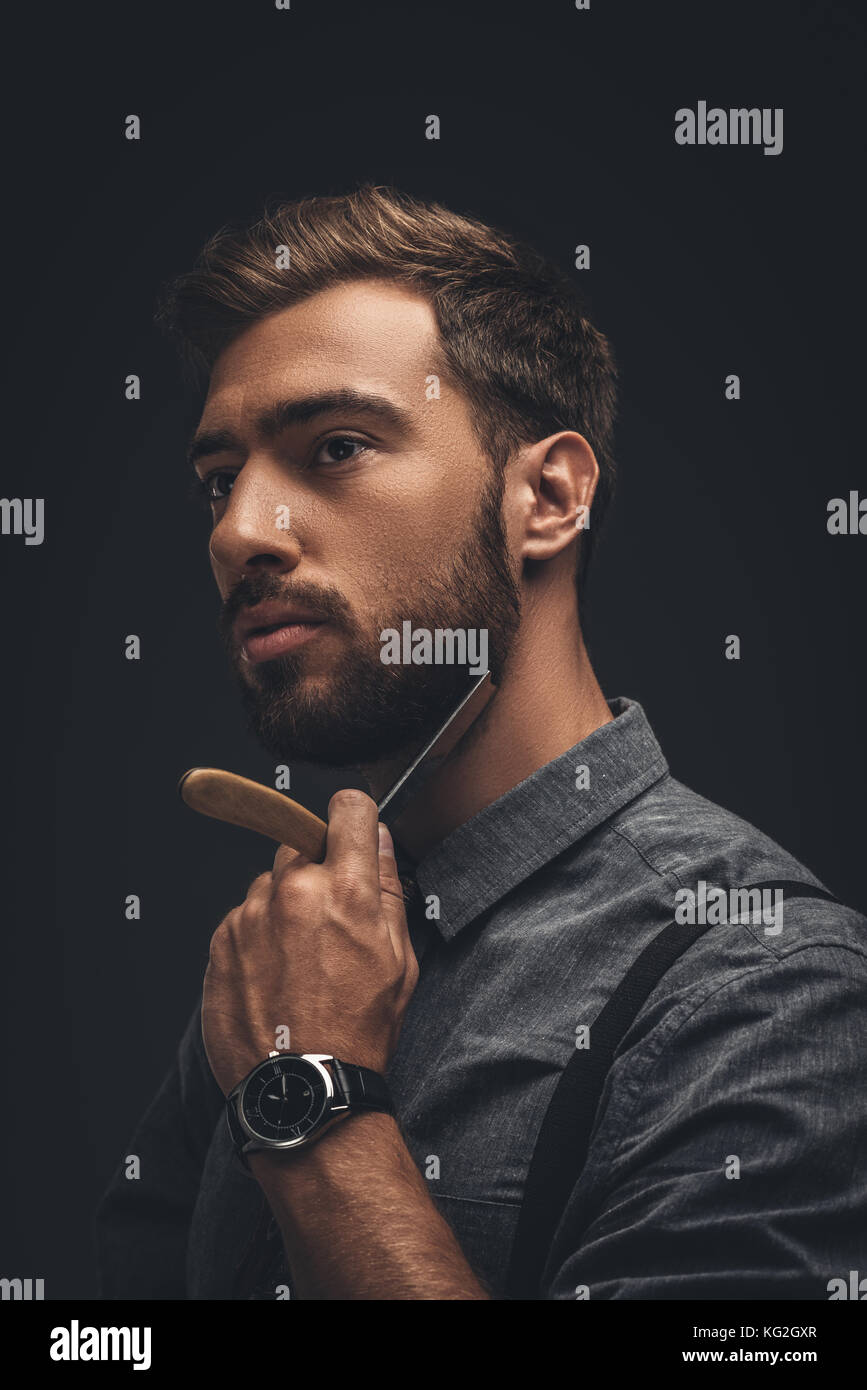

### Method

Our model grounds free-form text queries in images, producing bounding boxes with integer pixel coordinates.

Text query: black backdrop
[1,0,864,1298]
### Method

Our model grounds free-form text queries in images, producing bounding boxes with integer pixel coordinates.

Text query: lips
[235,602,329,664]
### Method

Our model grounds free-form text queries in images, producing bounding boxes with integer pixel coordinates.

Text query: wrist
[247,1108,400,1188]
[287,1042,389,1073]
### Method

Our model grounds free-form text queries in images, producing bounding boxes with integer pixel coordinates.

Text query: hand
[201,789,419,1095]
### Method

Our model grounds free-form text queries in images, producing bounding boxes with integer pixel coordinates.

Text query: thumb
[377,822,405,905]
[378,823,419,978]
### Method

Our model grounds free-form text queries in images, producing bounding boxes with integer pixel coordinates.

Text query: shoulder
[611,772,828,892]
[577,770,867,1054]
[600,791,867,1131]
[603,769,863,948]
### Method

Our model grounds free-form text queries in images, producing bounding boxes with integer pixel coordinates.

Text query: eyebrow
[186,388,415,471]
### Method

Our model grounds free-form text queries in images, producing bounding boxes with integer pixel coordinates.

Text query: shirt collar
[408,697,668,941]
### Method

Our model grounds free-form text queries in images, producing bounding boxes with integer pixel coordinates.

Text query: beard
[217,470,521,768]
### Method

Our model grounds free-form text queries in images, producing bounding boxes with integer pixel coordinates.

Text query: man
[94,184,866,1300]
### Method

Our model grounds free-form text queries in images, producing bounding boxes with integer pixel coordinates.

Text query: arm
[248,1114,489,1300]
[202,789,489,1301]
[93,996,225,1298]
[542,940,867,1299]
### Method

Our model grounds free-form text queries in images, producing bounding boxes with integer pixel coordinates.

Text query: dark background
[1,0,863,1298]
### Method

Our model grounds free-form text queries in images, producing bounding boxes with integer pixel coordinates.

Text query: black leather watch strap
[330,1059,395,1115]
[226,1091,247,1152]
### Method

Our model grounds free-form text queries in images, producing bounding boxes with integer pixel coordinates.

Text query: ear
[514,431,600,564]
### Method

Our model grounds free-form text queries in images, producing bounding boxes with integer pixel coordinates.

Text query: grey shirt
[94,697,867,1299]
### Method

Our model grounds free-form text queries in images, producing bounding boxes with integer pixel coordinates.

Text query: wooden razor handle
[178,768,328,862]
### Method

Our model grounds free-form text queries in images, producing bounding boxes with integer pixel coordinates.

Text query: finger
[377,822,413,963]
[272,843,308,879]
[323,788,381,896]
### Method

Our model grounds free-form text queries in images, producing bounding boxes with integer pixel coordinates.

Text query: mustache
[217,572,353,647]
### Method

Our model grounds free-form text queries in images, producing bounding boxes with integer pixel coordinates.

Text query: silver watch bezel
[231,1051,349,1156]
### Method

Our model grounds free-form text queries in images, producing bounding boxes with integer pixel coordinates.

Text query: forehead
[204,278,443,418]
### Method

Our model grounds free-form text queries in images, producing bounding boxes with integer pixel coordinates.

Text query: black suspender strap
[504,878,840,1300]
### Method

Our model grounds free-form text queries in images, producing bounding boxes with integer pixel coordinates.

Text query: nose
[208,461,302,583]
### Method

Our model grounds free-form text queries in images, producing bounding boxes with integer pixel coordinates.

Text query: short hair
[156,183,618,586]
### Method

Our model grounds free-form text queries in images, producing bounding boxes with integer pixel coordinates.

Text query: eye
[310,435,370,467]
[190,470,236,506]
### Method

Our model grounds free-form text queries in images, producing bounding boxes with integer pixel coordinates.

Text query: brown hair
[156,183,618,585]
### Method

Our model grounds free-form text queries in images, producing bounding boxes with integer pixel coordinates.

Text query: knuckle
[331,871,376,913]
[216,907,238,936]
[273,863,316,903]
[239,900,260,931]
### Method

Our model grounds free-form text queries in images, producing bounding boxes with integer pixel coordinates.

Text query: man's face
[190,278,521,767]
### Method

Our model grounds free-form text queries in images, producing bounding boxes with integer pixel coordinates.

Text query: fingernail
[378,823,395,857]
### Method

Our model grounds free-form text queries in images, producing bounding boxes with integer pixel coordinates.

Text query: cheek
[335,525,420,609]
[312,442,485,611]
[321,484,458,600]
[379,463,479,550]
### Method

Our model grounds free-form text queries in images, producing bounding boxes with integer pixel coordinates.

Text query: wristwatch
[226,1050,395,1169]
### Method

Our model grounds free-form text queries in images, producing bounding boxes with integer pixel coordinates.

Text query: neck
[360,589,613,861]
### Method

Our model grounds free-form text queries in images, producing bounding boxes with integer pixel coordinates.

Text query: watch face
[241,1057,329,1144]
